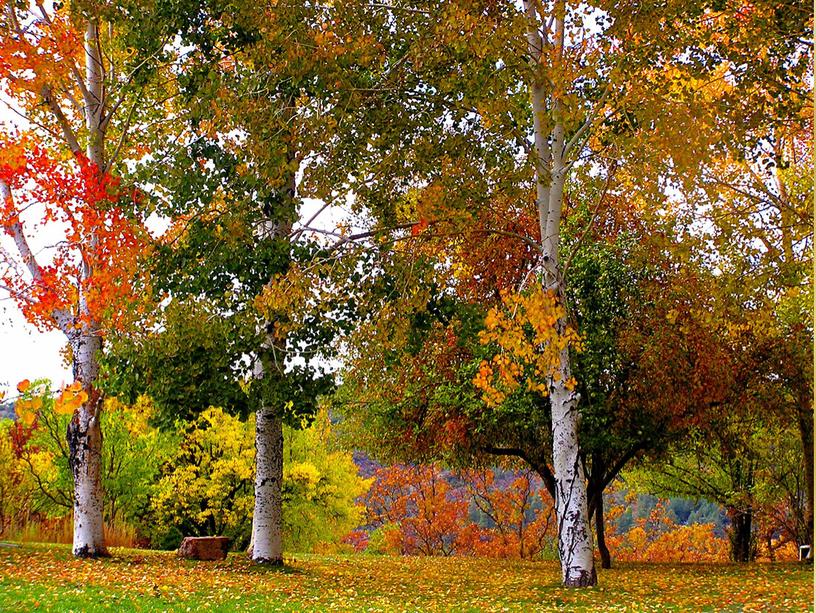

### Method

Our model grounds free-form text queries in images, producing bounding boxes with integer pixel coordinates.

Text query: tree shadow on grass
[235,561,307,576]
[209,554,307,576]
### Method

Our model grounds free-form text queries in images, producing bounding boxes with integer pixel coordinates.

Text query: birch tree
[0,2,167,557]
[102,0,360,564]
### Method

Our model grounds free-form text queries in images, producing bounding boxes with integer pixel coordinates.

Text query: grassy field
[0,543,812,612]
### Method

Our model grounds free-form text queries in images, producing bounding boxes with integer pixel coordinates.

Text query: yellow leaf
[54,395,75,415]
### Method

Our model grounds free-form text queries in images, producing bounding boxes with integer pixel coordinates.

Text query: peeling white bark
[524,0,596,587]
[549,343,596,586]
[250,400,284,564]
[67,333,107,557]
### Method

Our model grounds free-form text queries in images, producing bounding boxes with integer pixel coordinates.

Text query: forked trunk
[67,333,107,557]
[250,403,284,564]
[523,0,596,586]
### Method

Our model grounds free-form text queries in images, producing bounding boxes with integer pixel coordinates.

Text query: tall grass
[1,517,141,548]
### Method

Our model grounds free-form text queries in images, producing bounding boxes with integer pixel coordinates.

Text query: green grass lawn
[0,543,811,612]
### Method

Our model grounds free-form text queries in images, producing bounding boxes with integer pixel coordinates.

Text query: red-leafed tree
[364,464,469,556]
[460,469,556,560]
[360,464,558,558]
[0,2,159,556]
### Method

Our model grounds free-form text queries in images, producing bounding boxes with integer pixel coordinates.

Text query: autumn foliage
[605,495,729,564]
[355,464,557,559]
[343,463,803,565]
[474,287,581,406]
[0,138,144,331]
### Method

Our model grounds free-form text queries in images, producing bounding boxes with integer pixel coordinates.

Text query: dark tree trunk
[531,462,556,502]
[595,494,611,569]
[798,408,814,551]
[729,507,755,563]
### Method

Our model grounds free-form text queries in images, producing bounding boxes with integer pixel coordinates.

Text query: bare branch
[1,181,44,284]
[0,282,33,304]
[0,96,62,142]
[563,83,613,158]
[0,180,73,333]
[40,85,82,154]
[105,89,143,172]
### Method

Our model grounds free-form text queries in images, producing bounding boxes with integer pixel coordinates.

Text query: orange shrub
[360,464,557,558]
[606,499,729,563]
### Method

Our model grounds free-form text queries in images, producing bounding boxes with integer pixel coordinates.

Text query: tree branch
[562,162,616,277]
[481,444,556,499]
[105,89,143,172]
[563,83,613,159]
[40,85,82,155]
[33,1,92,106]
[0,180,74,333]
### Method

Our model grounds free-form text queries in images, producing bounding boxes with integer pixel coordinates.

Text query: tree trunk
[544,135,596,588]
[797,408,814,550]
[67,333,107,558]
[728,506,755,563]
[248,135,296,564]
[595,494,611,569]
[250,403,284,564]
[550,359,597,586]
[522,0,596,587]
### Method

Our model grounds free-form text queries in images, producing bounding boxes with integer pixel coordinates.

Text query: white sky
[0,305,70,391]
[0,96,73,393]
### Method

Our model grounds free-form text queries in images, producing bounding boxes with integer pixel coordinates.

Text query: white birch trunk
[249,160,295,563]
[66,17,108,558]
[84,20,105,166]
[542,176,596,587]
[67,332,107,557]
[549,336,596,585]
[524,0,596,586]
[250,400,284,564]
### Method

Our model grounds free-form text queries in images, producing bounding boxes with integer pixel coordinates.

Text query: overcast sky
[1,98,74,393]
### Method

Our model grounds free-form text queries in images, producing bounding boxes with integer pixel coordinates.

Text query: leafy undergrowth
[0,544,811,612]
